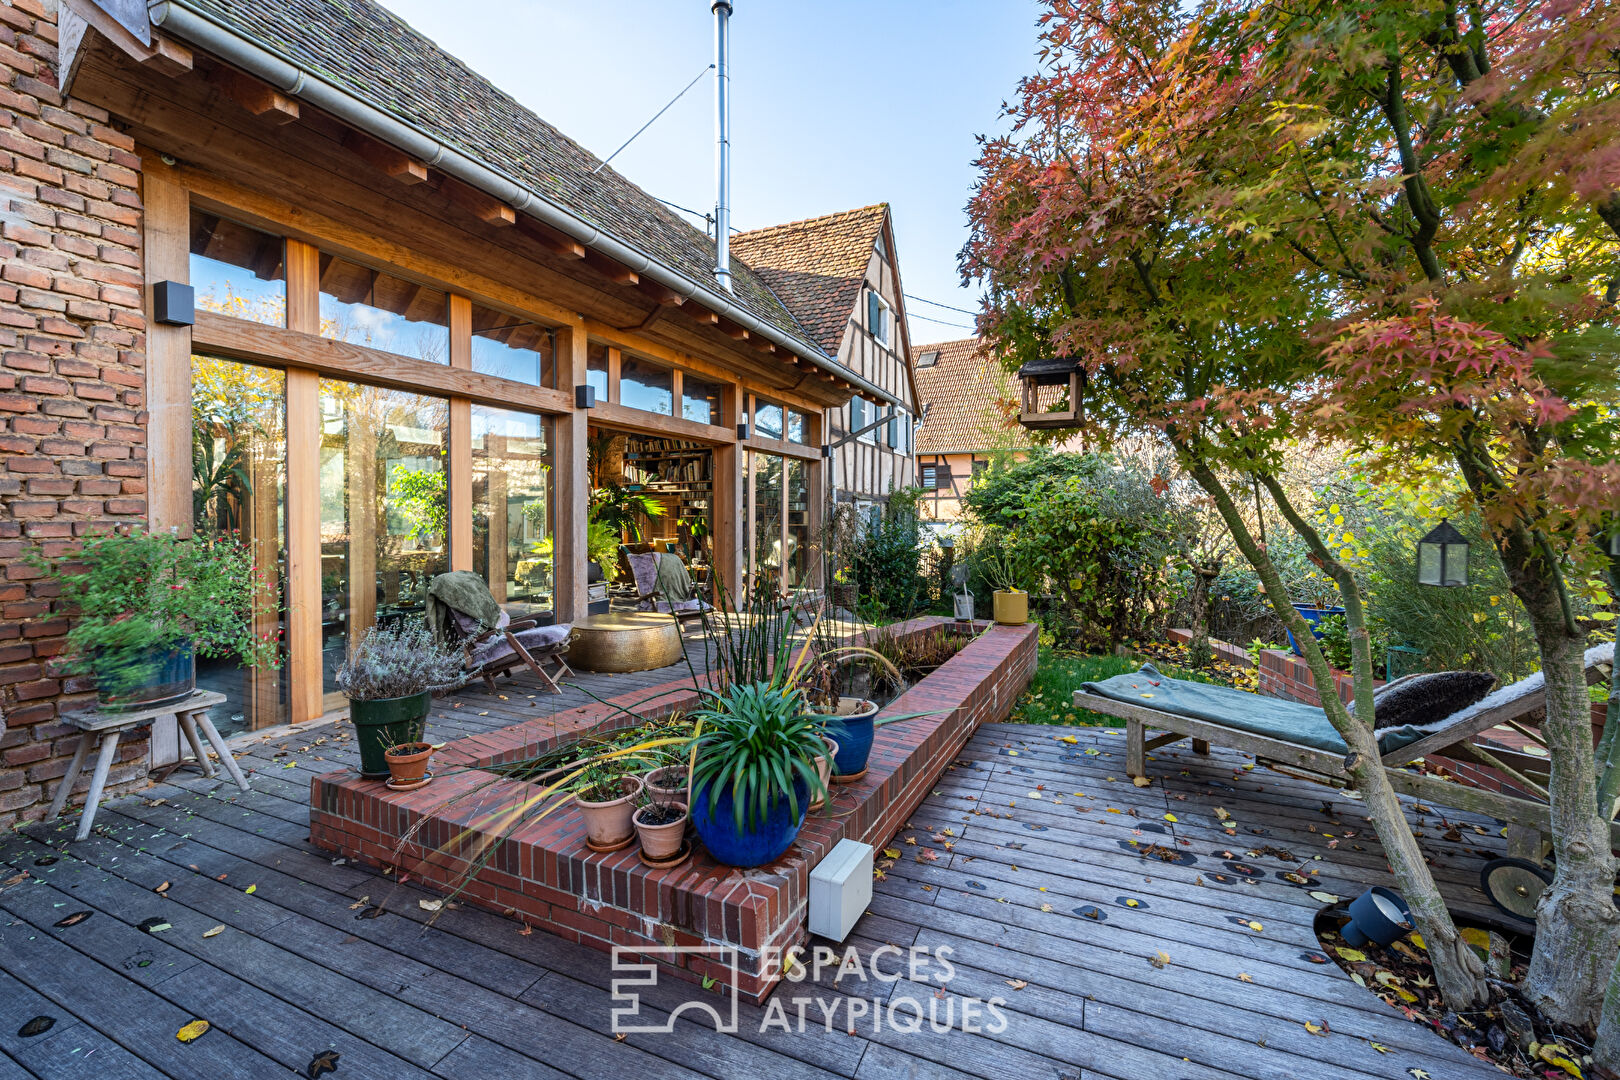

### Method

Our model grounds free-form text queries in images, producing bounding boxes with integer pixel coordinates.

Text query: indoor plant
[573,758,644,851]
[335,621,464,779]
[688,681,827,867]
[42,528,280,712]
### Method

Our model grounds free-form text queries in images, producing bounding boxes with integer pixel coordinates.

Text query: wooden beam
[447,181,516,227]
[583,250,639,286]
[284,239,323,724]
[142,171,192,535]
[717,320,748,341]
[342,131,428,185]
[636,280,685,306]
[448,296,473,572]
[515,218,586,260]
[679,306,719,326]
[553,324,590,622]
[210,66,300,124]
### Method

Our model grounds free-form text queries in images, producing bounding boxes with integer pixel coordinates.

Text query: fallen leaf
[883,848,901,860]
[155,881,170,895]
[176,1019,210,1043]
[17,1016,54,1038]
[1150,950,1171,969]
[1246,921,1263,932]
[419,899,443,912]
[243,885,257,895]
[307,1049,341,1078]
[1304,1020,1327,1037]
[202,925,225,939]
[1336,947,1367,963]
[1308,891,1341,904]
[1132,776,1151,788]
[1236,973,1253,983]
[53,910,92,928]
[1005,979,1028,990]
[1163,813,1178,823]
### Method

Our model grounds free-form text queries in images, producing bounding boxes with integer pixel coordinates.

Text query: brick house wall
[0,0,151,830]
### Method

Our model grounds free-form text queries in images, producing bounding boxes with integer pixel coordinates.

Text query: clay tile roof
[168,0,830,364]
[729,205,889,355]
[910,337,1031,454]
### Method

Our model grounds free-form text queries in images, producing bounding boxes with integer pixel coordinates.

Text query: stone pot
[576,775,644,849]
[633,801,688,860]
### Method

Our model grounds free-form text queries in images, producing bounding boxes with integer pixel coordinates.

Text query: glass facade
[317,379,449,701]
[682,375,724,426]
[319,255,449,363]
[473,406,553,621]
[189,211,286,326]
[787,408,811,445]
[785,456,811,588]
[755,400,784,440]
[471,304,553,387]
[749,451,783,591]
[620,355,673,415]
[586,342,609,401]
[191,355,287,735]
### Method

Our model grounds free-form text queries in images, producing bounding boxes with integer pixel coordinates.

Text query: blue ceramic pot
[691,776,809,868]
[1285,602,1346,657]
[826,698,880,778]
[94,640,195,712]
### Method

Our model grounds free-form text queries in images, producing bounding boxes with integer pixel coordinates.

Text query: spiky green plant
[687,681,827,833]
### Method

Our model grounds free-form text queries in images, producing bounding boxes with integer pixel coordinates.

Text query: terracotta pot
[383,741,434,785]
[810,737,840,810]
[576,775,643,849]
[992,590,1028,626]
[644,764,689,805]
[633,801,688,860]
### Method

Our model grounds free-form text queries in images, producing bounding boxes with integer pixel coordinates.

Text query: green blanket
[1080,665,1435,758]
[653,552,697,605]
[425,571,503,644]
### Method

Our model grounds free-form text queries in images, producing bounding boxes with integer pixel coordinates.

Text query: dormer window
[916,350,939,368]
[867,290,890,348]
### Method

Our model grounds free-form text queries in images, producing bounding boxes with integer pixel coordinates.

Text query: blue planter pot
[691,777,809,868]
[825,698,880,779]
[1285,603,1345,657]
[94,640,195,712]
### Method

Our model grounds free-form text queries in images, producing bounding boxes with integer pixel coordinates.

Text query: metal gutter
[146,0,896,405]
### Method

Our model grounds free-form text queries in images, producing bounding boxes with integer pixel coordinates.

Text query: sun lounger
[1072,644,1617,850]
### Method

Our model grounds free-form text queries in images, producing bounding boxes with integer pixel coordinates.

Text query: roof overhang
[108,0,898,406]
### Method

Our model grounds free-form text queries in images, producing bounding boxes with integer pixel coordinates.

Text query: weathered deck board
[0,694,1512,1080]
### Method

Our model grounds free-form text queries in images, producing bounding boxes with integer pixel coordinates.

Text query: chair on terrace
[425,571,576,694]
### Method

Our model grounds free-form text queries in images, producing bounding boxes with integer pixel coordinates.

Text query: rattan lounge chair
[1071,643,1618,853]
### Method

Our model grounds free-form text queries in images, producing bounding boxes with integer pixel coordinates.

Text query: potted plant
[41,528,280,712]
[1283,571,1345,657]
[382,741,435,790]
[981,539,1028,626]
[632,768,689,865]
[573,758,644,852]
[335,622,464,779]
[688,681,827,868]
[810,736,840,810]
[823,697,881,783]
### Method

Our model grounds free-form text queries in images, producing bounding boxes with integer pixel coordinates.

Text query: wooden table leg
[75,730,123,842]
[176,710,215,778]
[1126,718,1146,778]
[46,733,92,822]
[1192,738,1211,756]
[193,710,250,793]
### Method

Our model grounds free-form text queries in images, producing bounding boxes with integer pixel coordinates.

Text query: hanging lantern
[1417,519,1469,587]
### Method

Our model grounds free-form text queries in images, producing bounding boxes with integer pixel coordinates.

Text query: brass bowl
[566,612,683,673]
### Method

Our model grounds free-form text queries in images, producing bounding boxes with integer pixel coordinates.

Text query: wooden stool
[48,689,249,841]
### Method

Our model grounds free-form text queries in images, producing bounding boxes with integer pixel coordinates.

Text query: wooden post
[448,295,473,572]
[485,433,509,601]
[712,381,743,605]
[806,410,824,591]
[284,239,324,723]
[142,172,192,535]
[553,323,589,622]
[606,345,621,404]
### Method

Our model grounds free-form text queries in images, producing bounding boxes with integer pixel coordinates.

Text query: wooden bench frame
[1073,658,1619,854]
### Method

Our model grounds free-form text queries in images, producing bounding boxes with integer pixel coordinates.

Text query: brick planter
[309,617,1037,1001]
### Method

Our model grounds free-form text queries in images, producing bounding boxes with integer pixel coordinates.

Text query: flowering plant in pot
[41,528,280,712]
[335,622,464,779]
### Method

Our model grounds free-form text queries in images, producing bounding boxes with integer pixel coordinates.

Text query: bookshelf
[622,437,713,559]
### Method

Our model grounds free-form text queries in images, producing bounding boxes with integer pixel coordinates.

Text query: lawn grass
[1009,648,1224,727]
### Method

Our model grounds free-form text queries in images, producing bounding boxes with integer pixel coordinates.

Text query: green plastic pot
[350,692,431,779]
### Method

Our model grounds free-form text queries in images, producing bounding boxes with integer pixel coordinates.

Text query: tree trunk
[1188,461,1490,1009]
[1188,563,1218,667]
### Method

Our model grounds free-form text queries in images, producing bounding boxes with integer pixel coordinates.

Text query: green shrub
[851,487,929,619]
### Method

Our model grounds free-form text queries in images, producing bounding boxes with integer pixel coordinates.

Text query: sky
[377,0,1044,349]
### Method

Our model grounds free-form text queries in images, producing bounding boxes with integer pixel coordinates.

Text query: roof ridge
[732,203,889,241]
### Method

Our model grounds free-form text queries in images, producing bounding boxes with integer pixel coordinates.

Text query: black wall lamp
[574,385,597,409]
[152,281,194,326]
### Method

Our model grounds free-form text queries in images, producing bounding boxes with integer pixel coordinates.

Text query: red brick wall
[0,0,150,830]
[1256,647,1380,706]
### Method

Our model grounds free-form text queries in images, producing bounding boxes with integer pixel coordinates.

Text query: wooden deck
[0,664,1507,1079]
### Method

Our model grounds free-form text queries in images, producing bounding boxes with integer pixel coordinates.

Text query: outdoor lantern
[1417,518,1469,588]
[1340,887,1413,948]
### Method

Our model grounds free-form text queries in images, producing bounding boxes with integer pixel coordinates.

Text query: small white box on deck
[808,839,873,942]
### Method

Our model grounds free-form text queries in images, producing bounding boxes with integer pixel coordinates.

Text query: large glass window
[471,304,554,387]
[755,400,784,440]
[620,355,673,415]
[318,255,449,364]
[785,457,811,589]
[682,375,724,426]
[473,406,553,622]
[318,380,449,701]
[586,342,609,401]
[749,451,783,592]
[191,355,286,735]
[787,408,811,445]
[189,211,286,326]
